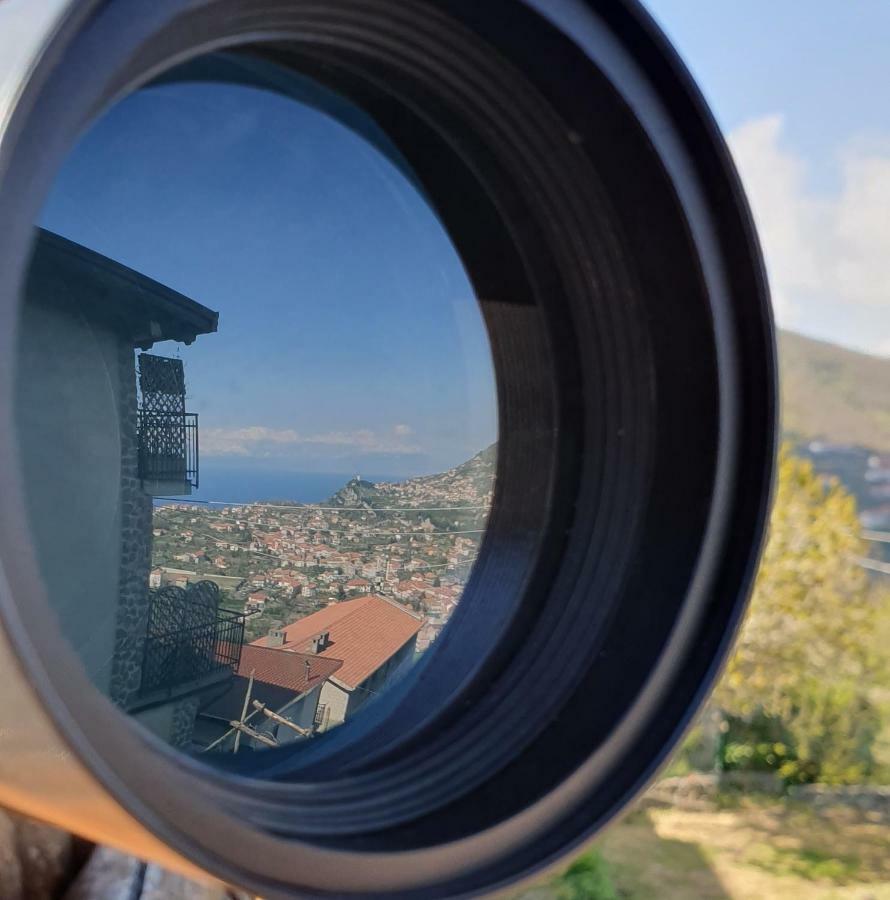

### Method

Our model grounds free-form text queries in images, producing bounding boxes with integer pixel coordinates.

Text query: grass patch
[743,842,861,883]
[518,796,890,899]
[597,813,729,899]
[550,851,618,900]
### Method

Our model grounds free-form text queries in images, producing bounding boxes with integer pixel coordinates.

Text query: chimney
[267,627,286,648]
[310,631,330,654]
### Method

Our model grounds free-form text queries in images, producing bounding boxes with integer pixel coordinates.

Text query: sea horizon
[154,465,406,507]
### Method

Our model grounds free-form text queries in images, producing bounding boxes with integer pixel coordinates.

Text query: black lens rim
[0,0,775,896]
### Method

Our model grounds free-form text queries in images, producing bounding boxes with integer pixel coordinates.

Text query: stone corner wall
[788,784,890,823]
[170,697,201,749]
[109,347,153,709]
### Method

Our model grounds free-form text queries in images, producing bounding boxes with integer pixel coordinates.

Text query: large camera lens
[19,57,496,756]
[0,1,775,896]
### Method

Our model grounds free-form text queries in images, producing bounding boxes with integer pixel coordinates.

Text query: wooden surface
[0,808,249,899]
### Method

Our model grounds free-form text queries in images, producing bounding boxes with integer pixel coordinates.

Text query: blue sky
[37,6,890,478]
[39,77,496,478]
[645,0,890,357]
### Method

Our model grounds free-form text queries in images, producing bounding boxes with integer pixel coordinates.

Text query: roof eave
[30,228,219,347]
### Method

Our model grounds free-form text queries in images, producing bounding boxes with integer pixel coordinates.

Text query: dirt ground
[594,799,890,899]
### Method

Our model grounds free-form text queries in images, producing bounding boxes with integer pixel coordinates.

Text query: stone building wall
[169,698,202,749]
[109,347,154,709]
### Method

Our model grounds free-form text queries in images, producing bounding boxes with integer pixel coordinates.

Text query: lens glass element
[15,56,496,757]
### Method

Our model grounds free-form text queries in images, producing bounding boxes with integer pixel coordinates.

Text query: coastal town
[150,444,495,658]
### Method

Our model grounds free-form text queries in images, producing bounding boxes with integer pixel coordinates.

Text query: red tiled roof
[236,644,342,694]
[252,595,423,690]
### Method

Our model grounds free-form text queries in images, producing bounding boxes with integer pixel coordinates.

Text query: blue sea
[156,464,403,506]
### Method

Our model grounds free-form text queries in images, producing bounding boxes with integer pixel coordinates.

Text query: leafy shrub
[778,679,882,784]
[718,687,881,786]
[551,851,618,900]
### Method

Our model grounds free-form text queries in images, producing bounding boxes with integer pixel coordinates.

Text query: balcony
[137,410,199,495]
[137,583,244,704]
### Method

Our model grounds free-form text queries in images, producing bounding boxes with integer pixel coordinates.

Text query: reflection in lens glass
[16,57,496,757]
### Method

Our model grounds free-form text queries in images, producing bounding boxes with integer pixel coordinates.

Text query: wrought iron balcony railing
[139,583,244,697]
[137,410,199,491]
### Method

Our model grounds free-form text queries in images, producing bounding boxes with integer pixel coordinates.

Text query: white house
[252,595,423,731]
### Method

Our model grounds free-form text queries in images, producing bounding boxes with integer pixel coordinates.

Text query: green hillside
[779,330,890,451]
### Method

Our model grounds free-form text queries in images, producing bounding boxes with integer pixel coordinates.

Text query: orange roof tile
[236,644,342,694]
[252,595,423,690]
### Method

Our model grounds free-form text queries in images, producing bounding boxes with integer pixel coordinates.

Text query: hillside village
[151,444,495,661]
[145,331,890,752]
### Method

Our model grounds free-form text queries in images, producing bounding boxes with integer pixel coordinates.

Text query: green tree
[712,446,887,783]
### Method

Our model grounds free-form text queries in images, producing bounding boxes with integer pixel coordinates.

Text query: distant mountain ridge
[325,443,496,510]
[779,330,890,452]
[321,330,890,513]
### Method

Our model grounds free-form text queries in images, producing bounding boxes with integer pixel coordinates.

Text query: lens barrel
[0,1,775,896]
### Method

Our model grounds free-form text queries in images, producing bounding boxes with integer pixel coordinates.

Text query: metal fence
[139,584,243,696]
[137,411,199,490]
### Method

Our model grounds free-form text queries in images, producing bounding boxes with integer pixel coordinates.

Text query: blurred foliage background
[526,447,890,899]
[696,446,890,786]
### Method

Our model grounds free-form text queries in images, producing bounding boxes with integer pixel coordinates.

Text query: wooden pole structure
[200,701,264,754]
[199,673,320,754]
[228,720,278,748]
[232,669,255,754]
[251,700,311,737]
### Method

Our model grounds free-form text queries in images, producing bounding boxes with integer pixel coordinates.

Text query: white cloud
[727,115,890,356]
[833,152,890,309]
[728,115,822,324]
[201,424,420,458]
